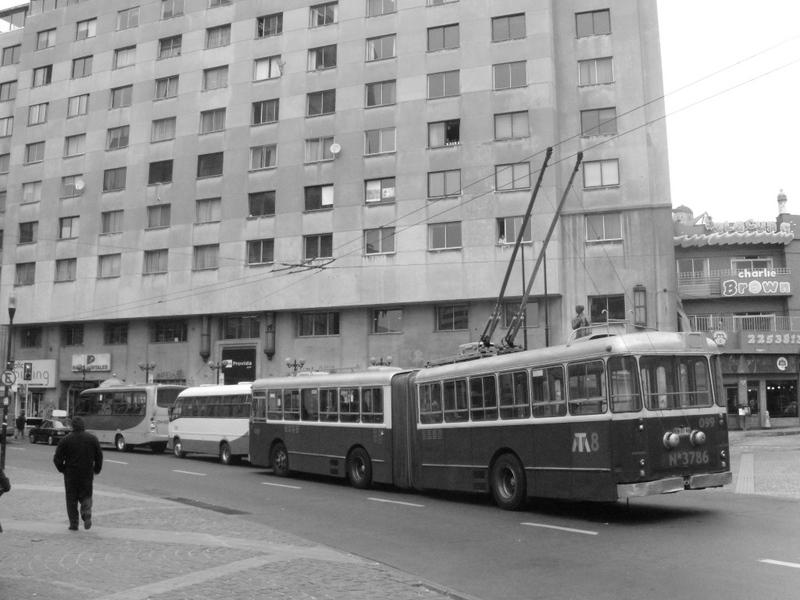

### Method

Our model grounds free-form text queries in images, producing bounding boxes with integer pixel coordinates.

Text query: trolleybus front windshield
[640,355,712,410]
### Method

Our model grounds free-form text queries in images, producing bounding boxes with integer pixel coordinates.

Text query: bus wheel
[220,442,233,465]
[115,435,129,452]
[346,447,372,489]
[150,442,167,454]
[173,438,186,458]
[490,453,527,511]
[270,442,289,477]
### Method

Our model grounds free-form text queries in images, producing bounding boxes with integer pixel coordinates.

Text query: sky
[0,0,797,223]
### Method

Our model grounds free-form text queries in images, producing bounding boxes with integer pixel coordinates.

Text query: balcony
[687,314,795,332]
[678,268,792,298]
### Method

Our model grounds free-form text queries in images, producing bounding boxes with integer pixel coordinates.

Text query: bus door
[390,372,416,489]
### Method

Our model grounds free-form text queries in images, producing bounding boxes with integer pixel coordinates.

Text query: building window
[427,169,461,198]
[578,57,614,86]
[367,0,396,17]
[55,258,77,283]
[427,70,459,99]
[248,191,275,217]
[28,102,48,125]
[428,119,459,147]
[576,9,611,38]
[150,320,187,343]
[0,154,7,174]
[305,185,334,211]
[247,239,275,265]
[32,65,52,87]
[98,253,122,278]
[58,216,79,239]
[497,216,531,244]
[297,312,339,336]
[0,116,12,137]
[372,308,402,333]
[250,144,277,170]
[36,28,56,50]
[101,210,124,234]
[304,233,333,259]
[223,315,261,339]
[581,108,617,136]
[0,80,17,101]
[309,2,338,27]
[67,93,89,117]
[436,304,468,331]
[61,175,83,198]
[200,108,226,133]
[76,18,96,40]
[365,177,395,203]
[427,24,459,51]
[583,159,619,188]
[365,80,395,108]
[252,98,279,125]
[61,324,84,346]
[193,244,219,270]
[731,257,773,271]
[15,263,35,286]
[143,249,168,274]
[104,322,129,345]
[71,55,92,78]
[22,181,42,204]
[195,197,221,223]
[305,136,334,163]
[147,204,171,228]
[307,89,336,116]
[103,167,127,192]
[151,117,176,142]
[0,190,5,211]
[155,75,179,99]
[208,0,232,7]
[256,13,282,37]
[254,56,281,81]
[428,221,462,250]
[493,61,526,89]
[1,44,20,65]
[19,221,38,244]
[158,35,182,59]
[20,326,42,348]
[106,126,129,150]
[148,160,173,184]
[586,212,621,241]
[492,13,525,42]
[494,111,529,140]
[197,152,223,177]
[203,66,228,90]
[206,24,231,48]
[25,141,45,164]
[117,6,139,30]
[365,127,396,155]
[589,294,625,323]
[364,227,395,255]
[308,44,337,70]
[366,34,396,61]
[113,46,136,69]
[161,0,184,19]
[495,162,530,191]
[110,85,133,108]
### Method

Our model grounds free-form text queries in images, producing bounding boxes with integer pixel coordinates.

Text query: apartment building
[0,0,674,416]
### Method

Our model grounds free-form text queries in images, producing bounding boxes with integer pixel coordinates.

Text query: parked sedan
[28,418,72,445]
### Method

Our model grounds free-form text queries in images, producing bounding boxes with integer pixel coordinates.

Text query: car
[28,418,72,445]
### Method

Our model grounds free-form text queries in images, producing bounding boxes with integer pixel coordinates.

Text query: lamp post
[138,361,157,384]
[207,360,225,384]
[285,357,305,376]
[1,295,17,470]
[370,356,392,367]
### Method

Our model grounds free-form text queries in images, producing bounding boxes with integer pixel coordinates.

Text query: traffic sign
[1,370,16,386]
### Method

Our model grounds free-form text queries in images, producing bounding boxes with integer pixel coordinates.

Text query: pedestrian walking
[14,412,25,440]
[0,466,10,533]
[52,416,103,531]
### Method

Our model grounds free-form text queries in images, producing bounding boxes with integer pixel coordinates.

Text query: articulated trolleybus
[75,383,185,453]
[249,331,732,509]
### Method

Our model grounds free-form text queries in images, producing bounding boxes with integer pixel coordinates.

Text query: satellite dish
[329,142,341,156]
[74,179,85,191]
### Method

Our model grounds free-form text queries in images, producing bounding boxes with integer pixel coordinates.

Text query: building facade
[0,0,674,417]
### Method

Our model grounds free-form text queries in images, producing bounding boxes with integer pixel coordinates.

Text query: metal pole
[521,244,528,350]
[1,297,17,470]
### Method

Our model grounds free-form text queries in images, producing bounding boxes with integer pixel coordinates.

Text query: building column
[759,379,770,428]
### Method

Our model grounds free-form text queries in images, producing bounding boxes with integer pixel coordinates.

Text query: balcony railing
[678,268,792,298]
[687,314,799,333]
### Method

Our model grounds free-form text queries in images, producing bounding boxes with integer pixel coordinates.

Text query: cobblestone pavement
[1,428,797,600]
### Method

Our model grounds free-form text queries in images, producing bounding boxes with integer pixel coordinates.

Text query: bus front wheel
[490,453,527,511]
[173,437,186,458]
[115,435,129,452]
[346,447,372,489]
[270,442,289,477]
[220,442,233,465]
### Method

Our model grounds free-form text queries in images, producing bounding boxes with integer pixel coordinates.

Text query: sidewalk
[727,425,800,499]
[0,465,457,600]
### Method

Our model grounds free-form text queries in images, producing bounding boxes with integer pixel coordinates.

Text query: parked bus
[169,383,252,465]
[75,383,185,453]
[249,331,732,509]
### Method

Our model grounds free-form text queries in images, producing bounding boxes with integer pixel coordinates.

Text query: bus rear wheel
[491,453,527,511]
[173,437,186,458]
[346,447,372,489]
[270,442,289,477]
[220,442,233,465]
[115,434,129,452]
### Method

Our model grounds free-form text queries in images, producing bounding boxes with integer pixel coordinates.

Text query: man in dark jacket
[53,416,102,531]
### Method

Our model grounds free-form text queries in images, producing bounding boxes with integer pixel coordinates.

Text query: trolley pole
[1,296,17,470]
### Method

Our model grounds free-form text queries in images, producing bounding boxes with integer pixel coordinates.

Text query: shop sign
[11,359,56,388]
[777,356,788,371]
[721,268,791,297]
[71,353,111,372]
[738,331,800,352]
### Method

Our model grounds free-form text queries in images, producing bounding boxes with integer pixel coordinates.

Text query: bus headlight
[662,432,680,449]
[690,430,706,446]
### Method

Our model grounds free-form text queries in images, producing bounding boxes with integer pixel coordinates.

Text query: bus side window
[283,389,300,421]
[419,383,443,424]
[339,388,360,422]
[266,390,282,420]
[499,371,530,420]
[253,392,267,420]
[301,388,319,421]
[532,366,566,418]
[319,388,338,422]
[608,356,642,413]
[361,388,383,423]
[443,379,468,423]
[567,360,607,415]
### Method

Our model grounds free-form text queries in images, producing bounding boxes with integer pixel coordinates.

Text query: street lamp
[370,356,392,367]
[1,295,17,470]
[207,360,226,384]
[285,357,305,376]
[138,361,157,384]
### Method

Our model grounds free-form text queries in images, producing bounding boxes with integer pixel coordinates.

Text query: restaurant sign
[721,268,791,297]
